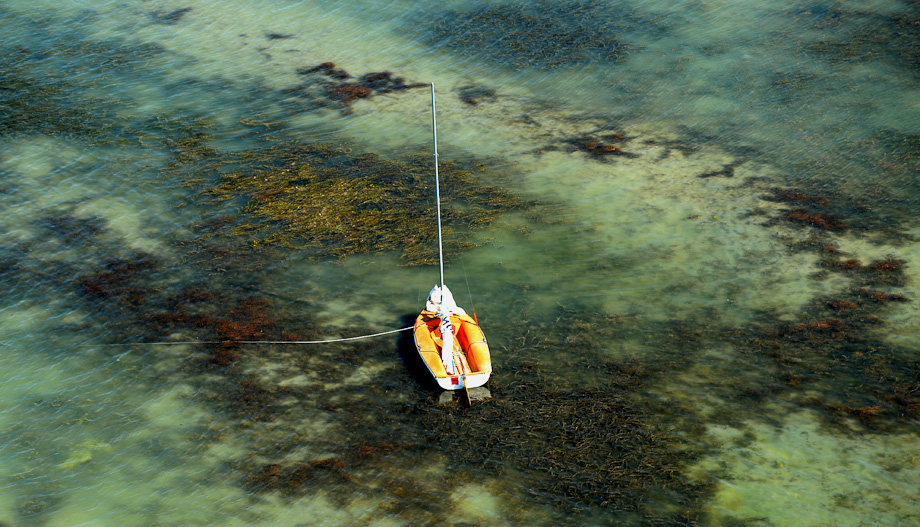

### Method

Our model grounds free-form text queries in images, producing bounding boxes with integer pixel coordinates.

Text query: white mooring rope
[87,325,415,347]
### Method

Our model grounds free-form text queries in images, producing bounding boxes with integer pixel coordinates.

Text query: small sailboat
[413,84,492,392]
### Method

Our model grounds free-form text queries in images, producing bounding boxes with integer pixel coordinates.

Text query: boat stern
[436,371,490,390]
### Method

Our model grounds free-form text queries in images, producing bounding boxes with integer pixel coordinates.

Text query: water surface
[2,1,919,525]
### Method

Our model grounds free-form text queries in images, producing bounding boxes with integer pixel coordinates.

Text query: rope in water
[89,325,415,347]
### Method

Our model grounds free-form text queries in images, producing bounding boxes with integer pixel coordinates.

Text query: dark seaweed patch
[458,85,497,106]
[820,257,908,287]
[1,52,112,139]
[553,132,639,161]
[876,130,920,168]
[786,208,848,231]
[759,68,842,121]
[795,5,851,29]
[762,187,913,241]
[736,187,919,430]
[423,384,707,517]
[644,138,702,159]
[150,7,193,25]
[418,2,673,70]
[285,62,427,109]
[148,115,220,169]
[697,161,744,179]
[869,130,920,198]
[406,305,713,522]
[80,255,158,306]
[39,214,106,244]
[804,5,920,76]
[296,61,351,79]
[243,458,353,495]
[76,252,317,426]
[742,285,919,430]
[643,125,762,163]
[227,378,277,422]
[0,38,163,141]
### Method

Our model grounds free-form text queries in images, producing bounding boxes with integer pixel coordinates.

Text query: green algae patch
[185,140,529,264]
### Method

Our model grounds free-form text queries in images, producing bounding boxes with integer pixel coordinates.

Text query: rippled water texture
[1,1,919,526]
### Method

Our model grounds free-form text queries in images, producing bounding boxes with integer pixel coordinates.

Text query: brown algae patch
[741,287,920,428]
[761,187,914,242]
[171,135,531,264]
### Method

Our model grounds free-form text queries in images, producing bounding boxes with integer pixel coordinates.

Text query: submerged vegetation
[285,62,428,108]
[4,3,920,526]
[418,1,673,69]
[562,132,639,160]
[803,4,920,77]
[0,45,147,141]
[75,245,714,524]
[423,383,708,521]
[763,187,915,242]
[68,129,910,524]
[417,305,714,522]
[869,130,920,200]
[739,266,919,429]
[0,6,171,142]
[733,187,920,430]
[162,124,531,264]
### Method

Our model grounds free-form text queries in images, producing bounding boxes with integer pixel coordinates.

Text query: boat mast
[431,83,445,289]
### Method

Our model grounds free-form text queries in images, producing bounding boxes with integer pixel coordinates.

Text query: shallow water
[1,0,919,525]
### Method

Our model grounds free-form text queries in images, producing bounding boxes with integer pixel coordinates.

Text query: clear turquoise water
[2,1,919,525]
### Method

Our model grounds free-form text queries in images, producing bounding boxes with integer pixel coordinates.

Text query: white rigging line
[431,82,445,289]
